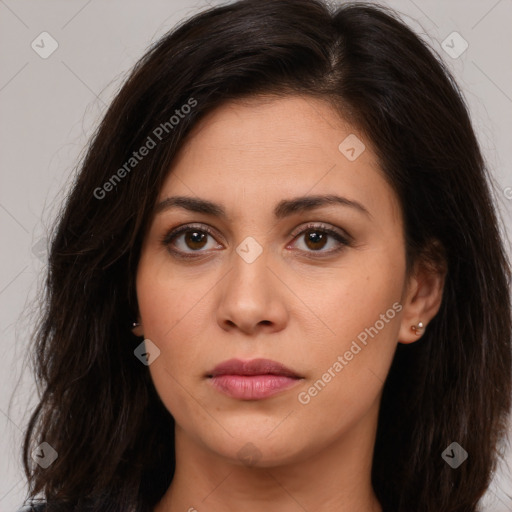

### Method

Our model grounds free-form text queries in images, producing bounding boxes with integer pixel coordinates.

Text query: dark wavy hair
[19,1,511,511]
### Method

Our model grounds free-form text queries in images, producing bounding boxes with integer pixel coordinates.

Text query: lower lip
[209,374,301,400]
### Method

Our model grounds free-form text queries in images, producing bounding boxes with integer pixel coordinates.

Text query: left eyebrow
[154,194,372,220]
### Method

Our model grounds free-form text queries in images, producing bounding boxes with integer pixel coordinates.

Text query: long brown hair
[20,1,511,511]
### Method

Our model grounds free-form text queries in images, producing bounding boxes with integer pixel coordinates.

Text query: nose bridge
[216,234,288,333]
[229,235,272,300]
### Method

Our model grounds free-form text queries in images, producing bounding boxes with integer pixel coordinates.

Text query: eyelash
[161,222,352,260]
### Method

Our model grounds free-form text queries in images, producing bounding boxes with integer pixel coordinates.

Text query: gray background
[1,0,511,510]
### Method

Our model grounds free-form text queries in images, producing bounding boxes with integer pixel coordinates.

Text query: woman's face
[136,95,413,467]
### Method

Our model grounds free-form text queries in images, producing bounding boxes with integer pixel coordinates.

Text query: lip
[207,358,303,400]
[208,358,301,378]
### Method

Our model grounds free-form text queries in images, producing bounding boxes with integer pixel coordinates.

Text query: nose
[216,245,289,335]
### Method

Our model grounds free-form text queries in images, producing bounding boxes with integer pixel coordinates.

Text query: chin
[204,431,315,469]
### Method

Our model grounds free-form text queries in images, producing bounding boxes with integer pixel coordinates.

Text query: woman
[19,0,511,511]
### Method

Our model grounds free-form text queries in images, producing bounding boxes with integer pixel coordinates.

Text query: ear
[398,241,447,344]
[131,318,144,338]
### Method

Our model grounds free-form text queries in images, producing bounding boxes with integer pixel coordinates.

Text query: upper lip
[207,358,302,378]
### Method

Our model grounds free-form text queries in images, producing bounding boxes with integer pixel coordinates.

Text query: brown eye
[162,224,222,259]
[289,222,351,256]
[303,229,329,251]
[183,230,208,250]
[162,222,351,261]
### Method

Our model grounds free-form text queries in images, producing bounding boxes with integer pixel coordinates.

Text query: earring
[411,321,424,335]
[131,321,143,337]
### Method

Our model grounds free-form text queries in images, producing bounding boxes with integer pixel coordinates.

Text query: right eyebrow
[154,193,372,220]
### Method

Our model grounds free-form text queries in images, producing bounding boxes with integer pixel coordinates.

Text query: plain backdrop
[1,0,511,510]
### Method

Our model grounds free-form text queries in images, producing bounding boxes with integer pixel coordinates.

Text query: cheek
[135,255,204,392]
[295,248,404,345]
[137,279,208,373]
[137,266,209,423]
[136,248,208,340]
[293,250,404,404]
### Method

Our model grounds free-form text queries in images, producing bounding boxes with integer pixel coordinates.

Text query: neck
[154,404,383,512]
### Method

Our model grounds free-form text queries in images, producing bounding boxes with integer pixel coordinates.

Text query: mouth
[206,358,303,400]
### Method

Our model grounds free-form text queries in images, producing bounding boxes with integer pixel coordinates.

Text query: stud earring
[411,321,424,335]
[131,321,143,337]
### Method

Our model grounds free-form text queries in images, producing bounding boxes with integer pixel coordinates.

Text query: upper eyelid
[289,222,350,240]
[163,221,351,245]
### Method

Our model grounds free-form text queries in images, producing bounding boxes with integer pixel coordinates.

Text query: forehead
[179,95,353,158]
[158,95,402,226]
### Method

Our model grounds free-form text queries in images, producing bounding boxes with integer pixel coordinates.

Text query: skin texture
[135,95,445,512]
